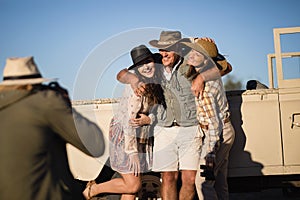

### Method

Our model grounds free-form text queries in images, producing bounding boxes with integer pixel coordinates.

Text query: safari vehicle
[68,26,300,198]
[227,26,300,193]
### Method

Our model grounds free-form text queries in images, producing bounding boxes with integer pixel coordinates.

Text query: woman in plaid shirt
[180,38,235,200]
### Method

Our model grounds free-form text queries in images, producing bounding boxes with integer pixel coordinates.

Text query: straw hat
[0,56,55,85]
[181,39,228,71]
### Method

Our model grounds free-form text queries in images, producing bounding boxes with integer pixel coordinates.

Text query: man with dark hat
[0,56,105,200]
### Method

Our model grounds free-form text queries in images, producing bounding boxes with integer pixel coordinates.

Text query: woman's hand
[195,37,215,43]
[191,74,205,99]
[129,153,140,176]
[129,114,151,127]
[133,82,146,97]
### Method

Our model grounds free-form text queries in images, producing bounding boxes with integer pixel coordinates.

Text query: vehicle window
[280,32,300,80]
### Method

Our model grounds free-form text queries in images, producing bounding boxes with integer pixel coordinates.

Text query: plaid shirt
[196,78,230,155]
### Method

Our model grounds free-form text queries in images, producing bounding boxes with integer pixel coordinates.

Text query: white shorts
[152,125,202,171]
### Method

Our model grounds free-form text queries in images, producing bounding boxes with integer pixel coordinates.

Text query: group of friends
[0,30,235,200]
[83,30,235,200]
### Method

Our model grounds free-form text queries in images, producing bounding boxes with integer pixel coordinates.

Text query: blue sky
[0,0,299,100]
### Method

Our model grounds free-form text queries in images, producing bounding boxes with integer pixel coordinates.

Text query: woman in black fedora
[83,45,165,200]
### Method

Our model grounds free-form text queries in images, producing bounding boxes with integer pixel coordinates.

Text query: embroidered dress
[109,84,153,174]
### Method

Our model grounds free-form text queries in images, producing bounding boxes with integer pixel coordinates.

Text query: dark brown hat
[128,45,154,70]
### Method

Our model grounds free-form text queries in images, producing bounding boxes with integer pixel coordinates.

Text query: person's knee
[129,183,141,194]
[125,179,141,193]
[181,170,197,185]
[162,172,178,184]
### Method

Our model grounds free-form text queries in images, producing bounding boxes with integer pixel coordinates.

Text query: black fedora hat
[128,45,154,70]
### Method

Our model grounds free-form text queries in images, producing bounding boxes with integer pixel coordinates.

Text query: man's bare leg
[161,171,179,200]
[179,170,197,200]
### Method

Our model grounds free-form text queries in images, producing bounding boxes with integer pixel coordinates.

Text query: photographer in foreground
[0,56,105,200]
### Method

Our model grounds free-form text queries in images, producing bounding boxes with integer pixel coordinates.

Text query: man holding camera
[0,56,105,200]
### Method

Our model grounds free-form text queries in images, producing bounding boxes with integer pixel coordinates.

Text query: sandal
[83,180,96,200]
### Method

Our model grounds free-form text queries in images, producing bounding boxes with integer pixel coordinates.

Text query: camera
[200,164,215,180]
[200,153,215,180]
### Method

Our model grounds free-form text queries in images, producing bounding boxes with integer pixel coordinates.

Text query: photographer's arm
[47,89,105,157]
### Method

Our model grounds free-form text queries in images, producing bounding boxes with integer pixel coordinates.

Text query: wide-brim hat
[181,39,228,71]
[0,56,56,85]
[180,41,210,57]
[128,45,154,70]
[149,30,190,50]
